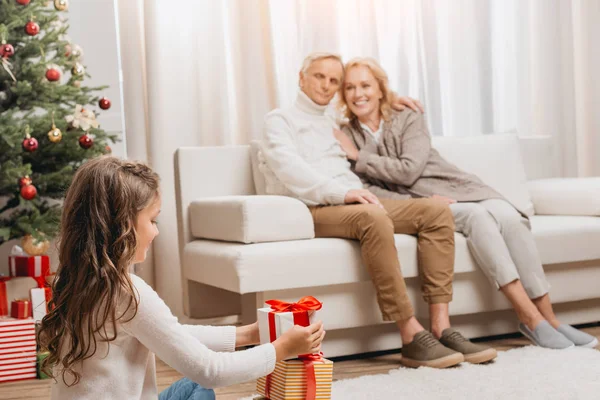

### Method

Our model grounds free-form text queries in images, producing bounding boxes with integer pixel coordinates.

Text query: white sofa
[174,135,600,357]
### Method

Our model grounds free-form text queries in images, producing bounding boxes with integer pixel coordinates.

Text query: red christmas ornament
[17,0,31,5]
[45,68,60,81]
[25,21,40,36]
[20,184,37,200]
[98,97,111,110]
[104,145,112,154]
[0,44,15,58]
[78,134,93,149]
[22,137,38,152]
[18,176,32,187]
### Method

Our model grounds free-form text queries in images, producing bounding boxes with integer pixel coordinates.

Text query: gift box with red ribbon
[256,297,332,400]
[10,300,31,319]
[257,354,333,400]
[0,277,38,317]
[257,296,322,347]
[0,317,37,383]
[8,254,50,279]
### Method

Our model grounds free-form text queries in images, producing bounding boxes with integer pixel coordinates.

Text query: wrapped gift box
[258,296,322,346]
[37,352,51,379]
[30,288,48,322]
[0,318,37,383]
[0,277,38,317]
[9,255,50,279]
[257,357,333,400]
[11,300,31,319]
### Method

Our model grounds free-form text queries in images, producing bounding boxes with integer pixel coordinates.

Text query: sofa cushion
[432,134,534,216]
[528,178,600,216]
[530,215,600,265]
[189,195,314,244]
[184,216,600,294]
[182,233,478,294]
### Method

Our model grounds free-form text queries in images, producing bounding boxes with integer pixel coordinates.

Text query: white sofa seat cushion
[182,233,478,294]
[530,215,600,265]
[189,195,314,244]
[528,178,600,216]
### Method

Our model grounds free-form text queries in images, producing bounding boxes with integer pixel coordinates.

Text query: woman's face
[343,65,383,120]
[133,193,161,264]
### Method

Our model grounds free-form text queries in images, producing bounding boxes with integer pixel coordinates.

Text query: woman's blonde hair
[37,156,160,386]
[338,57,396,122]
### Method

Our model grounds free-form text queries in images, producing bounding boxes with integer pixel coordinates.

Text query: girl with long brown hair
[37,156,324,400]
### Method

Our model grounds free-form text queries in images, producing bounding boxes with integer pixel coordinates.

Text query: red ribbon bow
[265,296,323,313]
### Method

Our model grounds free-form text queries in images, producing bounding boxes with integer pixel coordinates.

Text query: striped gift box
[0,318,37,383]
[257,358,333,400]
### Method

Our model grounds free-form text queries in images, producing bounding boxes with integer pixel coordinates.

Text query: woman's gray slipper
[556,325,598,348]
[518,321,574,349]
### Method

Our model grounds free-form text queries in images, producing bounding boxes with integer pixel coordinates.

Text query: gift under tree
[0,0,117,253]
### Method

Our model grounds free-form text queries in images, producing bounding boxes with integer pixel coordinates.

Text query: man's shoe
[518,321,574,349]
[401,330,464,369]
[556,325,598,348]
[439,328,497,364]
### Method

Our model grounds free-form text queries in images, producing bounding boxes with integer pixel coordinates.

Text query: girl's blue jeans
[159,378,216,400]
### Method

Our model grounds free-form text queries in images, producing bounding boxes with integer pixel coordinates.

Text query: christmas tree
[0,0,117,248]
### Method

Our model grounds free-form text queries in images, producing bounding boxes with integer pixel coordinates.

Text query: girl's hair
[37,156,159,386]
[338,57,397,123]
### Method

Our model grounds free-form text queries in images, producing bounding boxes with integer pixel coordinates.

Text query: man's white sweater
[51,274,276,399]
[261,91,363,205]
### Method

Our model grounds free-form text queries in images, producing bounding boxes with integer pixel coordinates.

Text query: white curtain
[116,0,600,317]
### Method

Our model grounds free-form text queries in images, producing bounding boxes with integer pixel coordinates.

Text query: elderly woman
[334,57,597,349]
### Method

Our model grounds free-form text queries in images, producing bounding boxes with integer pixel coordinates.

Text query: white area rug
[241,346,600,400]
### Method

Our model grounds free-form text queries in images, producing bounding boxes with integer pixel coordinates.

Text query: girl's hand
[272,321,325,361]
[333,129,359,161]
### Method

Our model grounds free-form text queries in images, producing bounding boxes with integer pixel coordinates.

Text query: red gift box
[10,300,31,319]
[9,255,50,279]
[0,277,38,317]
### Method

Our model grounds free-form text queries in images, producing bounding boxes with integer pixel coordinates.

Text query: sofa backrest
[175,135,555,247]
[432,134,533,215]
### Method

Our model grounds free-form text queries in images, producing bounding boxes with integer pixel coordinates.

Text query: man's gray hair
[300,52,344,74]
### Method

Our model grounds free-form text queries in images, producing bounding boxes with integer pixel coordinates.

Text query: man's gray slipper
[518,321,574,349]
[556,325,598,348]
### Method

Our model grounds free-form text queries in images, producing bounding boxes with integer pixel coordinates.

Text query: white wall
[0,0,125,275]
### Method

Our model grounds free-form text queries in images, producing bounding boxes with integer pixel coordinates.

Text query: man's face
[299,58,344,106]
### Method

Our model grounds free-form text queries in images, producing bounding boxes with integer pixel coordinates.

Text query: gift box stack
[256,296,333,400]
[0,245,54,382]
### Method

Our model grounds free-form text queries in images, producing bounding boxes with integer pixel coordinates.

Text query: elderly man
[259,52,497,368]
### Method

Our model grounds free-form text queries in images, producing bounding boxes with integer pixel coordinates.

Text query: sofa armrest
[189,195,315,243]
[527,178,600,216]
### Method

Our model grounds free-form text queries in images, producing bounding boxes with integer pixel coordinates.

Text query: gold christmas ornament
[47,111,62,143]
[48,127,62,143]
[21,234,50,256]
[54,0,68,11]
[72,80,81,88]
[71,62,85,76]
